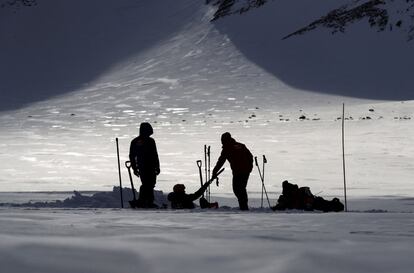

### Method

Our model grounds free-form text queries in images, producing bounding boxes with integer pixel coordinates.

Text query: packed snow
[0,0,413,272]
[1,207,414,273]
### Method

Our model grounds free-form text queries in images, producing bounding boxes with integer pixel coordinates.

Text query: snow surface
[0,1,413,271]
[1,207,414,273]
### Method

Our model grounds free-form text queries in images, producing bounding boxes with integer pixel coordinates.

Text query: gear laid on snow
[272,180,344,212]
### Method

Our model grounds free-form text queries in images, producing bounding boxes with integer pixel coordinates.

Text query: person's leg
[139,172,156,207]
[232,173,249,210]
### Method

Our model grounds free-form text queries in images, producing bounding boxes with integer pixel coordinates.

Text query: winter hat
[173,184,185,193]
[221,132,233,145]
[139,122,153,137]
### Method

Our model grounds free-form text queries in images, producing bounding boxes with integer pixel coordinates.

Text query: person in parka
[168,182,218,209]
[129,122,160,208]
[212,132,253,210]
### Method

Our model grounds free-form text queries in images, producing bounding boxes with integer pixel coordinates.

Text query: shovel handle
[125,160,132,168]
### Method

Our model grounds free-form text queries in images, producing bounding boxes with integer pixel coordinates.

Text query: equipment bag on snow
[272,180,344,212]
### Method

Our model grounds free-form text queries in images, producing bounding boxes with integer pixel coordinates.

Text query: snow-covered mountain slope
[0,0,207,111]
[283,0,414,41]
[210,0,414,100]
[212,0,414,43]
[0,0,413,200]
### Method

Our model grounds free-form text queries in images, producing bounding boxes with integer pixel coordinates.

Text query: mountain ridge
[210,0,414,41]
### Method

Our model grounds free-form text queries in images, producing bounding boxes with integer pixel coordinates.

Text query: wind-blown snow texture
[1,208,414,273]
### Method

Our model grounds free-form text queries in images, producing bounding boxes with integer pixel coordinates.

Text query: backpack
[313,197,344,212]
[274,180,314,210]
[273,180,344,212]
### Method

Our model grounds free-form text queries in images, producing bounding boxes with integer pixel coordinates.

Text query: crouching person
[168,183,218,209]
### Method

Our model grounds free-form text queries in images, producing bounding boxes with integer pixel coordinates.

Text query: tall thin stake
[262,155,271,208]
[207,146,211,202]
[204,145,209,202]
[116,138,124,208]
[261,156,265,208]
[342,103,348,212]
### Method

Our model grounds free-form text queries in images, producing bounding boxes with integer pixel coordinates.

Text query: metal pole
[116,138,124,208]
[262,155,271,208]
[342,103,348,212]
[204,145,209,202]
[261,157,265,208]
[207,146,211,202]
[255,156,264,208]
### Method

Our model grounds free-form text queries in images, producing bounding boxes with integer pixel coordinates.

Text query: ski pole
[204,145,210,202]
[255,156,264,208]
[116,138,124,208]
[262,155,271,208]
[261,156,265,209]
[125,161,137,201]
[197,160,204,197]
[255,156,271,209]
[207,145,211,202]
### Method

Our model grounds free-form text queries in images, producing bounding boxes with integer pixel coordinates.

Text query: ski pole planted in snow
[204,145,208,201]
[116,138,124,208]
[263,155,269,207]
[342,103,348,212]
[255,155,271,209]
[255,156,263,208]
[207,145,211,202]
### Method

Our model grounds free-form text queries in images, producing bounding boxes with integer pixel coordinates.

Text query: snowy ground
[1,207,414,273]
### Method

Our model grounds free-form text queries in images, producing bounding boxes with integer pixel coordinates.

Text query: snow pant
[232,173,250,210]
[138,171,156,207]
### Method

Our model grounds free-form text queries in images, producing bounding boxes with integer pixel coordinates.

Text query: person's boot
[148,202,159,209]
[239,201,249,211]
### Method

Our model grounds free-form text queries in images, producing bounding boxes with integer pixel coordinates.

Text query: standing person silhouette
[212,132,253,210]
[129,122,160,208]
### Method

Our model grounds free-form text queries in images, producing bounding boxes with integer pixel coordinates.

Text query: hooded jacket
[213,137,253,175]
[129,123,160,174]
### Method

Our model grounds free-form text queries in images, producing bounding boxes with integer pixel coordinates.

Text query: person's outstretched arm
[212,149,226,176]
[188,183,210,201]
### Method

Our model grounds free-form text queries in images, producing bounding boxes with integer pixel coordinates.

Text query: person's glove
[133,169,140,177]
[155,168,160,176]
